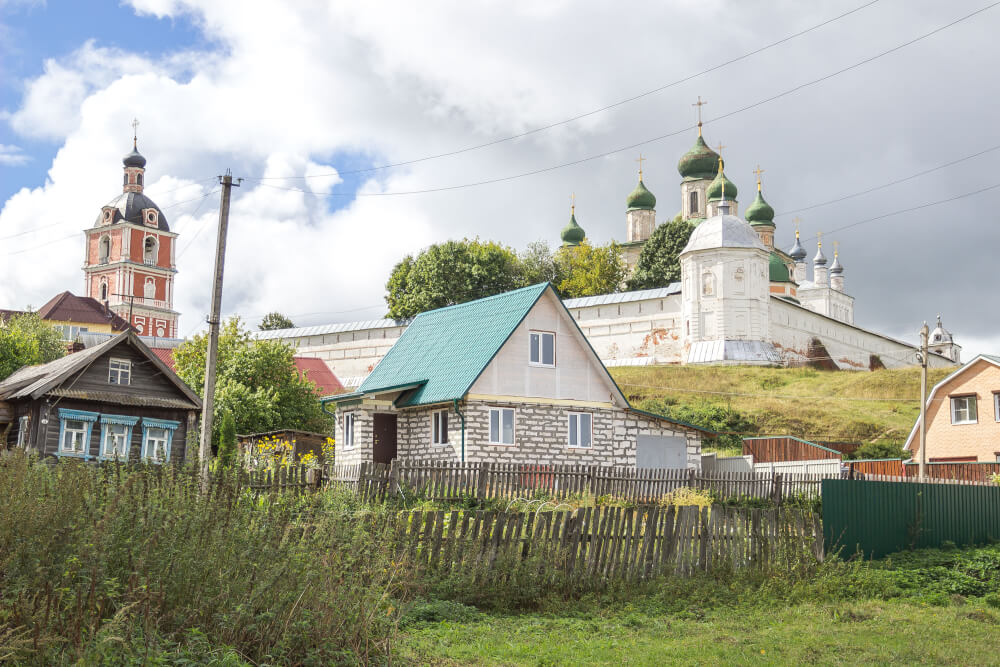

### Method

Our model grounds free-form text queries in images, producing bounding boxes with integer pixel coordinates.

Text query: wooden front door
[372,413,398,464]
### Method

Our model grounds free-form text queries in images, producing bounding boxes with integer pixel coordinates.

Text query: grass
[398,599,1000,665]
[611,364,954,445]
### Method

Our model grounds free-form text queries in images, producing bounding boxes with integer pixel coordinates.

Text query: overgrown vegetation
[613,364,954,445]
[0,311,64,381]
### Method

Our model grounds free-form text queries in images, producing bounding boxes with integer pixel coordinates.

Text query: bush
[0,452,406,664]
[637,398,756,450]
[845,441,907,461]
[399,599,480,628]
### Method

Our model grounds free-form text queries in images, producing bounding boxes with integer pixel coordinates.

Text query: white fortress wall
[768,297,953,369]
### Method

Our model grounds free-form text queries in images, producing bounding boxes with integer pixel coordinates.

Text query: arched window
[144,277,156,300]
[136,173,143,186]
[689,190,699,214]
[123,173,129,186]
[701,271,715,297]
[143,236,158,264]
[98,235,111,263]
[99,280,108,302]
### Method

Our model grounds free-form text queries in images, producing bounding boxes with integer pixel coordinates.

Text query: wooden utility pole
[199,171,241,467]
[918,322,929,482]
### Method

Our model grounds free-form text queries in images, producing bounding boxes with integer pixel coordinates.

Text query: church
[261,111,961,382]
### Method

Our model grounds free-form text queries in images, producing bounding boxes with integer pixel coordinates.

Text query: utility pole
[198,170,241,468]
[918,321,929,482]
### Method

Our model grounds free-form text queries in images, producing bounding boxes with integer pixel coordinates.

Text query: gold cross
[753,164,765,191]
[834,240,840,256]
[131,118,139,146]
[817,230,823,248]
[692,96,707,134]
[793,216,802,238]
[714,142,726,158]
[636,153,646,180]
[571,192,576,213]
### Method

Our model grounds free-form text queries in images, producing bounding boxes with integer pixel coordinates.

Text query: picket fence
[320,460,827,504]
[396,505,824,581]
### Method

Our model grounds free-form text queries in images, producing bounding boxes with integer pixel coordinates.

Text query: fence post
[388,458,399,498]
[771,473,783,506]
[358,461,369,498]
[688,467,697,490]
[477,461,491,500]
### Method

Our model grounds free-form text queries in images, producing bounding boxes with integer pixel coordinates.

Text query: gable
[904,356,1000,451]
[470,289,625,405]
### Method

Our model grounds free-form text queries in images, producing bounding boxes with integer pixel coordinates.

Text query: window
[567,412,592,448]
[109,358,131,385]
[99,280,108,301]
[98,235,110,262]
[144,236,158,262]
[951,395,977,425]
[99,415,138,461]
[431,409,449,445]
[529,331,555,367]
[689,190,699,214]
[57,409,98,458]
[16,415,30,448]
[141,418,179,463]
[144,277,156,299]
[489,407,515,445]
[343,413,355,448]
[995,393,1000,422]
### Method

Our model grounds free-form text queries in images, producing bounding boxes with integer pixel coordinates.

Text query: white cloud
[0,143,28,165]
[1,0,998,353]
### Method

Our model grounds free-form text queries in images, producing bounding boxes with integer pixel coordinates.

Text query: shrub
[399,599,480,628]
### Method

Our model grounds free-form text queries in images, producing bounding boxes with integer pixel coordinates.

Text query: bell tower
[83,121,180,338]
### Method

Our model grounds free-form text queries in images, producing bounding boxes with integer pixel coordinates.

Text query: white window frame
[431,409,449,446]
[488,407,516,445]
[109,358,131,385]
[994,393,1000,423]
[529,330,556,368]
[567,412,593,449]
[16,415,30,448]
[343,412,355,449]
[102,423,131,460]
[61,420,89,455]
[143,427,170,462]
[950,395,978,425]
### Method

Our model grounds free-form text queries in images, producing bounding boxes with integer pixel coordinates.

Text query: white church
[259,122,961,386]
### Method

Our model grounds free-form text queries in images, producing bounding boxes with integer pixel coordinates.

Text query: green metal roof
[561,211,586,246]
[356,282,550,407]
[626,179,656,211]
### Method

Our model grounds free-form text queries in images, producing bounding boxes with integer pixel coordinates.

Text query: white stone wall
[626,208,656,242]
[333,404,376,466]
[259,324,406,386]
[681,180,708,220]
[681,246,769,347]
[568,294,685,364]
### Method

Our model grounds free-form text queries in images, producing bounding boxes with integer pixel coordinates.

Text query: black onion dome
[95,192,169,231]
[123,146,147,168]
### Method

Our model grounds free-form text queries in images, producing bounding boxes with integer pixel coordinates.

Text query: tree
[259,312,295,330]
[173,318,332,448]
[217,410,237,468]
[553,241,627,299]
[518,240,560,286]
[627,215,694,291]
[844,441,908,461]
[385,239,526,319]
[0,312,65,381]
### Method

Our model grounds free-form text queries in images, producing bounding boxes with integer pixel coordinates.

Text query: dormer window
[103,209,113,225]
[529,331,555,367]
[144,210,158,227]
[109,358,131,385]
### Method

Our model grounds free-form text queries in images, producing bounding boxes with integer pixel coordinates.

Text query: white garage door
[636,435,687,469]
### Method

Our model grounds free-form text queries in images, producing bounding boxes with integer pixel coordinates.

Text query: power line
[243,2,998,194]
[251,0,883,180]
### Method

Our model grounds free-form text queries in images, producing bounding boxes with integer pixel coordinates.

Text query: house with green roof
[321,283,710,468]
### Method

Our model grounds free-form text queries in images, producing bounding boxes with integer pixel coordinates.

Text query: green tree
[173,318,332,446]
[0,312,65,380]
[554,241,627,299]
[217,410,237,467]
[845,441,908,461]
[627,215,694,290]
[518,240,560,286]
[385,239,526,319]
[259,312,295,330]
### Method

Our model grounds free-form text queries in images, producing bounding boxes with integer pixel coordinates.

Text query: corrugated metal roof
[686,340,782,365]
[253,318,408,340]
[79,332,185,349]
[47,388,198,410]
[358,283,550,407]
[563,284,680,309]
[602,356,657,367]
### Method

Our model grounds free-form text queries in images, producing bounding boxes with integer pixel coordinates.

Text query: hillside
[609,365,955,452]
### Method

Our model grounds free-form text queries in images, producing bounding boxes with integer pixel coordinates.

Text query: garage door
[636,435,687,469]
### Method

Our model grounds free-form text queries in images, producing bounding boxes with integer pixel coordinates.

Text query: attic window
[529,331,555,367]
[109,358,131,385]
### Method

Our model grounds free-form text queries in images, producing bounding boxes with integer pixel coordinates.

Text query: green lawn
[399,599,999,665]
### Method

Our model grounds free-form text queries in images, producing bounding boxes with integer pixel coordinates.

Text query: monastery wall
[565,289,685,365]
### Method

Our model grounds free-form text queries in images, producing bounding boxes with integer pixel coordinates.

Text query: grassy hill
[609,365,955,453]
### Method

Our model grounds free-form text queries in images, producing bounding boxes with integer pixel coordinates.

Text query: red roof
[37,291,131,330]
[150,347,177,371]
[294,357,344,396]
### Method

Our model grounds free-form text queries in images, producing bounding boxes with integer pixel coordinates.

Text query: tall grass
[0,452,405,664]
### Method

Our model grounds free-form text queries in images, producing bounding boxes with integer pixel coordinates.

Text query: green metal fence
[822,479,1000,559]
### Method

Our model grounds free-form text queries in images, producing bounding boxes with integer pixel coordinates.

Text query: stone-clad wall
[334,405,375,466]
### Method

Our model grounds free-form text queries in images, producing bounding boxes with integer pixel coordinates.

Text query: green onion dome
[677,135,721,180]
[769,251,793,282]
[706,162,737,202]
[745,190,775,227]
[561,209,586,246]
[626,179,656,210]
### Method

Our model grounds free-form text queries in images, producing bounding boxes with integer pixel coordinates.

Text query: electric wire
[250,0,883,180]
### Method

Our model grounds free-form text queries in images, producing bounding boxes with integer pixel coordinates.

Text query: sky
[0,0,996,356]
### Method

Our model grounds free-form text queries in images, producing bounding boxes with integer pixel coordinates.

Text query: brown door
[372,413,397,464]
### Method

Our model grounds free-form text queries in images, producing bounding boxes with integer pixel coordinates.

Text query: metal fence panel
[822,479,1000,559]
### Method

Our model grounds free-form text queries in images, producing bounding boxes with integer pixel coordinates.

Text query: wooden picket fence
[317,460,827,504]
[396,505,823,581]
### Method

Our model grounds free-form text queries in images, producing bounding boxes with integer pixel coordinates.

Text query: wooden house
[0,330,201,463]
[321,283,712,468]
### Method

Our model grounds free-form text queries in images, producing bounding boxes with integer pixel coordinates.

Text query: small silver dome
[681,214,766,255]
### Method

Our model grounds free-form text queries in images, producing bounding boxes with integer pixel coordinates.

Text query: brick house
[322,283,711,468]
[904,354,1000,463]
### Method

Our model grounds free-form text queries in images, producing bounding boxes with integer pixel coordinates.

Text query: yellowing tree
[554,241,627,298]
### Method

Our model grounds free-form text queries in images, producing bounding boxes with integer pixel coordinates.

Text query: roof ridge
[415,282,549,318]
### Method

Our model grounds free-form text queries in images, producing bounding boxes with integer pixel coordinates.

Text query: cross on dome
[692,96,707,136]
